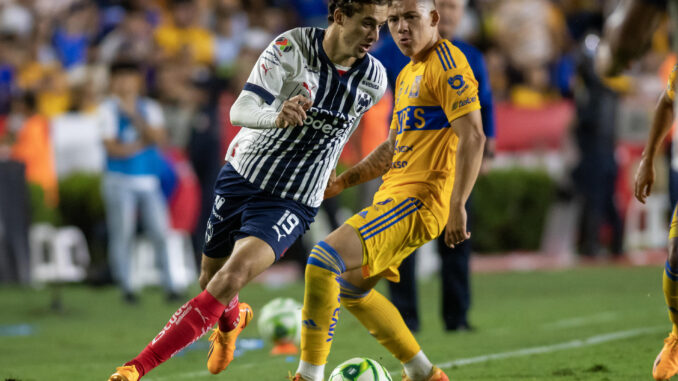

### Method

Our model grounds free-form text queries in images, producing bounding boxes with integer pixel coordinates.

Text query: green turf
[0,265,669,380]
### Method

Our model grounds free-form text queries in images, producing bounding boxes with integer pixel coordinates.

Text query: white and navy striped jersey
[226,27,387,208]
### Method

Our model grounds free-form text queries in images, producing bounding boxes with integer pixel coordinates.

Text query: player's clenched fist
[276,95,313,128]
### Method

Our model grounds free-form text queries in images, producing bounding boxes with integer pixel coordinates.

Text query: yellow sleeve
[428,41,481,123]
[668,64,678,101]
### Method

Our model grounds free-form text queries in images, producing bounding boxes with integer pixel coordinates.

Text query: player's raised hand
[444,205,471,248]
[634,157,655,204]
[276,95,312,128]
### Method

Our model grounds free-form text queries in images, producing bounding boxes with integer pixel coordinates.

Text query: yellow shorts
[345,195,441,282]
[671,204,678,239]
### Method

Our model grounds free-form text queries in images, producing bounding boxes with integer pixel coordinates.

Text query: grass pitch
[0,265,669,380]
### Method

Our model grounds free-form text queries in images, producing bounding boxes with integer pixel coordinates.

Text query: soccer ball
[257,297,302,345]
[329,357,393,381]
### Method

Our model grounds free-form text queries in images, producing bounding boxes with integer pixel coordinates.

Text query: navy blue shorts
[203,163,318,260]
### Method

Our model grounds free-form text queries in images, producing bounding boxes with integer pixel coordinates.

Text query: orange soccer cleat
[108,365,139,381]
[206,303,253,374]
[402,366,450,381]
[653,332,678,380]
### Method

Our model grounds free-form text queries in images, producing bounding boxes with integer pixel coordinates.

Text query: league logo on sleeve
[275,37,293,54]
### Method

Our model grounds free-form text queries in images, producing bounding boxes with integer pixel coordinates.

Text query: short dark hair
[327,0,390,23]
[110,60,141,76]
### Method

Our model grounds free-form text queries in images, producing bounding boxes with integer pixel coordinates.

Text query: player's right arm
[229,29,312,129]
[324,129,397,199]
[634,89,675,203]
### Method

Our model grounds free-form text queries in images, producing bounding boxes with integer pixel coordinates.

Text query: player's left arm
[432,43,486,247]
[445,109,485,248]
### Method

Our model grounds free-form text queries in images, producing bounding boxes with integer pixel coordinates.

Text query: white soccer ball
[329,357,393,381]
[257,297,302,344]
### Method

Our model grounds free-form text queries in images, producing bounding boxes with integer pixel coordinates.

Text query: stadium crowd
[0,0,672,287]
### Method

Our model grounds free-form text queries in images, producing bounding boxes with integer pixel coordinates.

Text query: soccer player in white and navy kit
[108,1,389,380]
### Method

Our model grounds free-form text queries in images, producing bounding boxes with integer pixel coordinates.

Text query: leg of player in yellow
[654,205,678,380]
[339,270,447,381]
[294,225,440,381]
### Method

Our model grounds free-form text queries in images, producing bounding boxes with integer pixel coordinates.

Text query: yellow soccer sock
[663,261,678,335]
[300,241,346,366]
[339,279,420,362]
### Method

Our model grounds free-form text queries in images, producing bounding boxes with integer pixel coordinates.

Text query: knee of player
[209,268,248,295]
[338,278,371,307]
[198,271,211,290]
[305,241,347,277]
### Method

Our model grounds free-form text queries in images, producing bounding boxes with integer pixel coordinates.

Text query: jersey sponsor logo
[395,145,413,153]
[391,160,408,169]
[261,63,272,75]
[303,108,354,138]
[272,210,300,242]
[453,96,477,110]
[275,37,292,53]
[408,75,422,98]
[395,106,449,133]
[358,210,368,218]
[447,75,465,90]
[355,92,372,114]
[397,106,427,131]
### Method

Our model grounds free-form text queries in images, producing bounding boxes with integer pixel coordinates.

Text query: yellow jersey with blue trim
[374,39,481,229]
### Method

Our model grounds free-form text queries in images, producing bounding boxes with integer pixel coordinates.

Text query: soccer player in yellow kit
[291,0,485,380]
[635,63,678,381]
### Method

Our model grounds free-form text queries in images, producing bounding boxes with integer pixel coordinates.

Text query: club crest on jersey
[275,37,292,53]
[355,92,372,114]
[205,220,213,243]
[408,76,422,98]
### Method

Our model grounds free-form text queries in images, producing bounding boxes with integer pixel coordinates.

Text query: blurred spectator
[36,65,71,117]
[487,0,567,106]
[154,0,214,65]
[286,0,328,28]
[213,1,247,78]
[52,1,99,70]
[98,4,155,65]
[571,34,624,258]
[0,1,34,38]
[0,33,16,116]
[51,85,106,178]
[99,61,182,303]
[186,74,222,258]
[9,91,58,207]
[68,44,109,100]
